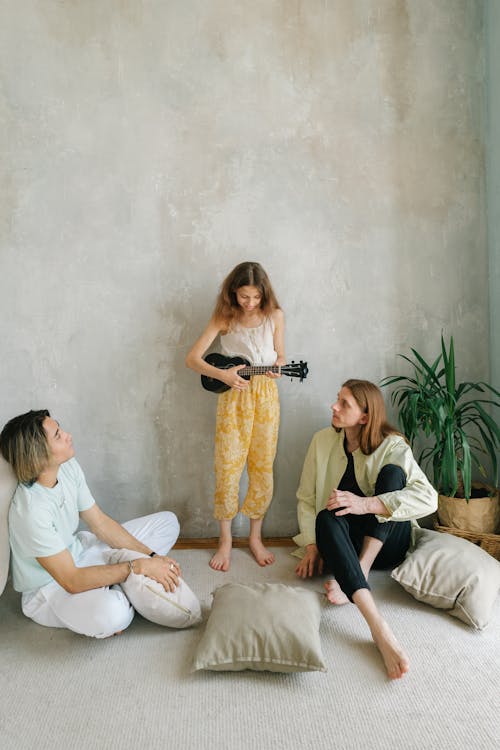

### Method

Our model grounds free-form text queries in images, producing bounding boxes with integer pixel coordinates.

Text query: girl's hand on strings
[224,365,249,391]
[266,356,285,379]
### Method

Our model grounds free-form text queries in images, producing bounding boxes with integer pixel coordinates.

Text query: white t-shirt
[9,458,95,592]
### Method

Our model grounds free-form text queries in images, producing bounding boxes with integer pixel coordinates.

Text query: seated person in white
[293,379,437,679]
[0,409,199,638]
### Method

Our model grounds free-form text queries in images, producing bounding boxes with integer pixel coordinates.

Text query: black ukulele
[201,353,309,394]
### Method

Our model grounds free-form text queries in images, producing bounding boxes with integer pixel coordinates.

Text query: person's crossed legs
[316,465,411,678]
[22,511,180,638]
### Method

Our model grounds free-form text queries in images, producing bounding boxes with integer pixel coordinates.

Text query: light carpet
[1,547,499,750]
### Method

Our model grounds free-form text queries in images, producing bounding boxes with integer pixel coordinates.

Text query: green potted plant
[381,335,500,534]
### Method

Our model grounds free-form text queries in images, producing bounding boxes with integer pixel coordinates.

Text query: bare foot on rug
[209,540,232,571]
[324,579,349,605]
[249,538,275,566]
[371,617,410,680]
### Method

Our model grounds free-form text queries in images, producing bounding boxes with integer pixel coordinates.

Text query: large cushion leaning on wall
[0,456,17,595]
[192,582,326,673]
[107,548,202,629]
[391,528,500,630]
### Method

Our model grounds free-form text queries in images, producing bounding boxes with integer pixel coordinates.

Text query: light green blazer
[293,427,438,558]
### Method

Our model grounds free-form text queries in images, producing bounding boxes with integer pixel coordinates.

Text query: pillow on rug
[0,456,17,596]
[191,582,326,673]
[391,528,500,630]
[107,548,202,629]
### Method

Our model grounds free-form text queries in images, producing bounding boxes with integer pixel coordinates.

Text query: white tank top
[220,317,277,366]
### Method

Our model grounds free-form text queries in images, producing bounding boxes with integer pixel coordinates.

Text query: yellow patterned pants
[214,376,280,520]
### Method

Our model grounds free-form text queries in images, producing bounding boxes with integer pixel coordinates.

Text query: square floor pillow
[107,548,202,629]
[192,582,326,673]
[0,456,17,595]
[391,528,500,630]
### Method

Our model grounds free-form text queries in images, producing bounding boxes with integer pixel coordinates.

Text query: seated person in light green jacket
[293,379,437,680]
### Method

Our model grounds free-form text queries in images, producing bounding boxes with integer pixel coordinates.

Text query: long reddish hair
[212,261,280,329]
[340,379,403,454]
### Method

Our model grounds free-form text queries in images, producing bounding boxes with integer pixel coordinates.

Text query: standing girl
[186,261,285,571]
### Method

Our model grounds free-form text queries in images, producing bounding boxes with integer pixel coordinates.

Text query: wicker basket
[434,521,500,561]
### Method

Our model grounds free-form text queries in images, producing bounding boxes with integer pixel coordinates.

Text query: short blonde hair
[0,410,51,484]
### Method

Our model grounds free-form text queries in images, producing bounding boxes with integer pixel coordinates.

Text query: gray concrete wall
[486,0,500,390]
[0,1,489,537]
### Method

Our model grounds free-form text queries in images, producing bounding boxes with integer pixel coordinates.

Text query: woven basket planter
[437,483,500,535]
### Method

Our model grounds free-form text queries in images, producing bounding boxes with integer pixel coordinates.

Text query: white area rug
[1,547,499,750]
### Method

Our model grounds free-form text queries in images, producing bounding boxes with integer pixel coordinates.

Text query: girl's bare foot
[209,539,232,571]
[324,579,349,605]
[371,617,410,679]
[249,538,275,566]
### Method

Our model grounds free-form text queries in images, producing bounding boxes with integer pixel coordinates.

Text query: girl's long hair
[213,261,280,328]
[341,379,403,455]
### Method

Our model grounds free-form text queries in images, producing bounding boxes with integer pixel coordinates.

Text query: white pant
[21,511,180,638]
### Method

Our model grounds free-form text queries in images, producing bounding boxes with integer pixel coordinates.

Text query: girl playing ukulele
[186,261,285,571]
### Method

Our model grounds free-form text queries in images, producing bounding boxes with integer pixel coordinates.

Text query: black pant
[315,464,411,601]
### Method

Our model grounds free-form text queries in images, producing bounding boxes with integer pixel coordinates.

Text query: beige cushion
[107,548,202,629]
[192,582,326,673]
[0,456,17,595]
[391,528,500,630]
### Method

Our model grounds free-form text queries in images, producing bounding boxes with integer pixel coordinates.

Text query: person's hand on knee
[327,489,368,515]
[134,555,182,592]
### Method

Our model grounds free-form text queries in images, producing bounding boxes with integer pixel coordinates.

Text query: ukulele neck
[241,365,280,376]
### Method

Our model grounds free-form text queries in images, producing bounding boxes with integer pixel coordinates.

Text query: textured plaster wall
[0,1,489,537]
[486,0,500,390]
